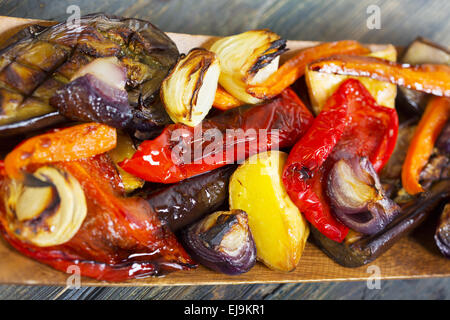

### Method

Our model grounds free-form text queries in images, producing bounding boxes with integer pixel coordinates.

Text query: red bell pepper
[0,154,195,282]
[283,79,398,242]
[120,88,314,183]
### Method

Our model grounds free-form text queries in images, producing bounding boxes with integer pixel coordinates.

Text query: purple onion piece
[50,58,133,129]
[180,209,256,275]
[435,204,450,258]
[327,156,400,235]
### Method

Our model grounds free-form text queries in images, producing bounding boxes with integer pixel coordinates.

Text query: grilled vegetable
[402,96,450,195]
[161,48,220,126]
[399,37,450,113]
[308,55,450,97]
[0,14,179,137]
[50,57,133,129]
[4,166,87,247]
[283,79,398,242]
[327,157,400,234]
[210,30,286,104]
[4,122,116,180]
[229,151,310,272]
[181,209,256,275]
[0,155,195,281]
[312,179,450,267]
[120,88,313,183]
[140,166,235,231]
[435,204,450,258]
[305,45,397,114]
[247,40,370,100]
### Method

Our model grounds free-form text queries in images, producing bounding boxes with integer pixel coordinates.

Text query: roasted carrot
[4,122,117,180]
[309,55,450,97]
[247,40,370,99]
[213,86,242,110]
[402,96,450,195]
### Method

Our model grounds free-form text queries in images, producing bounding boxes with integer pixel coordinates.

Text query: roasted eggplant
[139,166,235,231]
[0,14,178,138]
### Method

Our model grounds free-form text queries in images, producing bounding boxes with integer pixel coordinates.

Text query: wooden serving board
[0,16,448,287]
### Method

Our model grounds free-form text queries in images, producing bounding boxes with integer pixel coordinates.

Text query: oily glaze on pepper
[120,88,314,183]
[0,154,195,281]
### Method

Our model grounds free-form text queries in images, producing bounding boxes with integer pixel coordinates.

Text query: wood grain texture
[0,0,449,300]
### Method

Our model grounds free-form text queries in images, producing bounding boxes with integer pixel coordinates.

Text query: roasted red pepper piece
[283,81,350,242]
[0,154,195,281]
[283,79,398,242]
[120,88,314,183]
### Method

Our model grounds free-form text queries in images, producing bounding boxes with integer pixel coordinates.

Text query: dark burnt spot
[200,214,238,249]
[248,38,287,75]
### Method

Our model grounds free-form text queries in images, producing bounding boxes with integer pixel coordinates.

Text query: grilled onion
[161,48,220,127]
[210,30,286,104]
[4,166,87,247]
[180,209,256,275]
[326,157,400,234]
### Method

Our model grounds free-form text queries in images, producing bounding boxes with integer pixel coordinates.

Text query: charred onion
[161,48,220,126]
[327,157,400,235]
[181,209,256,275]
[210,30,286,104]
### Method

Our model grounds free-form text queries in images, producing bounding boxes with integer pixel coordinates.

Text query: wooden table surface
[0,0,449,300]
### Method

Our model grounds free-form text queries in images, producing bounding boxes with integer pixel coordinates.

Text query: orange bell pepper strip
[247,40,370,99]
[213,86,242,110]
[4,122,117,180]
[402,96,450,195]
[308,55,450,97]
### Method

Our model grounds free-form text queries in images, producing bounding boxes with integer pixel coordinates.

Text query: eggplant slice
[0,13,178,138]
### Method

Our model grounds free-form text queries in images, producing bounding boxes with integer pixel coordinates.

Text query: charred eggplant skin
[435,204,450,258]
[139,166,235,231]
[312,180,450,267]
[0,14,178,137]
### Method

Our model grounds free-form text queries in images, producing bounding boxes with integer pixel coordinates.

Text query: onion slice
[4,166,87,247]
[161,48,220,127]
[180,209,256,275]
[327,157,400,234]
[210,30,286,104]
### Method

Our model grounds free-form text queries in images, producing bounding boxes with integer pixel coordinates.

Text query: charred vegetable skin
[0,123,194,281]
[181,209,256,275]
[120,88,314,183]
[312,180,450,267]
[282,79,398,242]
[0,14,178,137]
[0,155,195,281]
[436,204,450,258]
[327,157,400,235]
[141,166,235,232]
